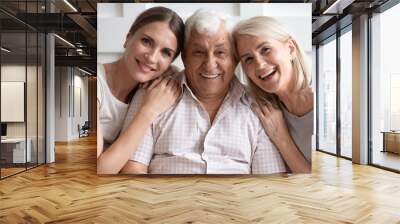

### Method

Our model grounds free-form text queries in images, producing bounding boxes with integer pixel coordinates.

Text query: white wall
[1,65,39,137]
[97,3,312,81]
[1,64,46,164]
[55,67,68,141]
[72,73,89,138]
[54,67,89,141]
[1,66,26,139]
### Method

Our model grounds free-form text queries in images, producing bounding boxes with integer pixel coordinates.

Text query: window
[0,1,47,179]
[339,28,352,158]
[317,37,337,155]
[370,2,400,171]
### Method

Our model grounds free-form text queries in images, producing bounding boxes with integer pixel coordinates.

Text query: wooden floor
[1,135,400,223]
[0,167,26,178]
[1,163,45,178]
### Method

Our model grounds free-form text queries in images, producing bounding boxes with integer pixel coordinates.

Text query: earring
[290,58,295,64]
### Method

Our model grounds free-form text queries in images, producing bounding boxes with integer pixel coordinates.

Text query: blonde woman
[233,16,312,173]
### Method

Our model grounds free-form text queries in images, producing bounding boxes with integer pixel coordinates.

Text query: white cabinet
[1,138,32,163]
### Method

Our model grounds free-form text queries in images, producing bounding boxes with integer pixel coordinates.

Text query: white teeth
[259,68,276,80]
[200,73,220,79]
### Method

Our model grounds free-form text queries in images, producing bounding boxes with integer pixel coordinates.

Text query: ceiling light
[323,0,355,15]
[78,67,92,76]
[1,47,11,53]
[63,0,78,12]
[54,34,75,48]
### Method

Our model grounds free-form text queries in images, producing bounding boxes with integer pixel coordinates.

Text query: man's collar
[179,71,199,101]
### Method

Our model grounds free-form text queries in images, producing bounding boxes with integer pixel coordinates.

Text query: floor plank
[0,135,399,223]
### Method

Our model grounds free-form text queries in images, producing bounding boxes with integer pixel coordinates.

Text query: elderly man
[120,9,286,174]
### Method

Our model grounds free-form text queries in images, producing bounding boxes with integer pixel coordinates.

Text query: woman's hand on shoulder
[251,100,291,145]
[161,65,181,79]
[139,77,181,119]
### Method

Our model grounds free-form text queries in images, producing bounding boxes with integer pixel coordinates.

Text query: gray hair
[184,9,235,49]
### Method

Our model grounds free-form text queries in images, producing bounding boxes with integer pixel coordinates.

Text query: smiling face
[183,24,237,100]
[236,34,296,94]
[122,21,178,83]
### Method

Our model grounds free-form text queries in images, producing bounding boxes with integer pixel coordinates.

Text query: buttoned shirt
[121,72,286,174]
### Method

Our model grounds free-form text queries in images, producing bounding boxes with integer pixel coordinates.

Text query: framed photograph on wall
[97,3,313,175]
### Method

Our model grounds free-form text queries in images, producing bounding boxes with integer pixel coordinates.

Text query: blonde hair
[232,16,311,104]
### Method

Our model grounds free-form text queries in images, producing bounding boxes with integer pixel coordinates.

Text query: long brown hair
[128,6,184,59]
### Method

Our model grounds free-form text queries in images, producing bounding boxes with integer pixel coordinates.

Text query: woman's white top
[97,63,129,147]
[282,107,314,162]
